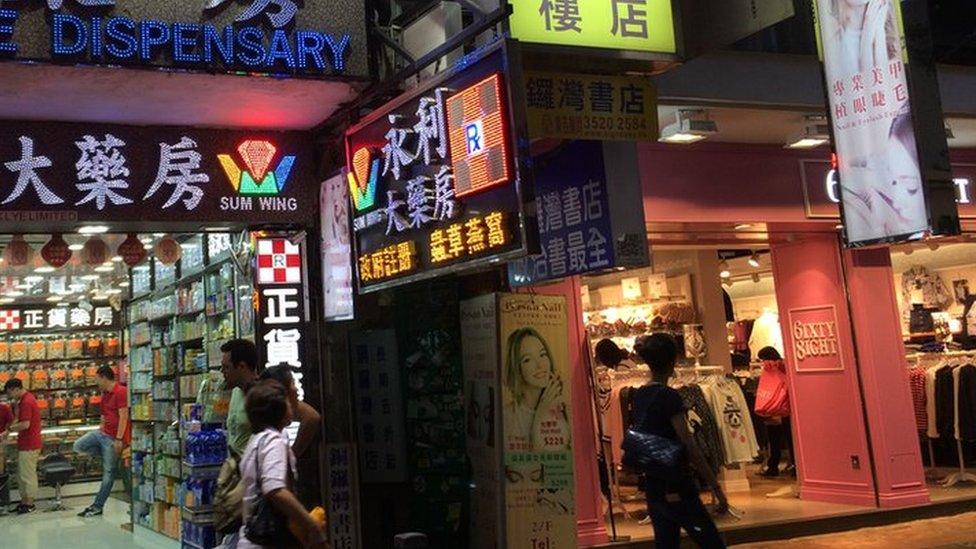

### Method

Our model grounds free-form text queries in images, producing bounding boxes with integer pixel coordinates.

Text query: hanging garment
[676,385,724,475]
[748,311,784,359]
[901,266,951,325]
[958,364,976,441]
[935,365,956,439]
[955,365,964,440]
[700,379,759,464]
[908,367,928,433]
[926,366,940,438]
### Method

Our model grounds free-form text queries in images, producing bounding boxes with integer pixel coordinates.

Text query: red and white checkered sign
[256,239,302,285]
[0,309,20,331]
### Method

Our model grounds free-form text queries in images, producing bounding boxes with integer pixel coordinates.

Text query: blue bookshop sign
[0,0,365,77]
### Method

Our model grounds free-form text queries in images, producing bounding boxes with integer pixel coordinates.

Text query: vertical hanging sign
[253,235,310,400]
[813,0,958,247]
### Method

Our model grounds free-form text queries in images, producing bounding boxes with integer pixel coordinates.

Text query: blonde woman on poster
[504,328,571,452]
[819,0,927,242]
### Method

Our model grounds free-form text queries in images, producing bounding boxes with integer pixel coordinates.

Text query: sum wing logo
[218,140,296,196]
[347,147,379,211]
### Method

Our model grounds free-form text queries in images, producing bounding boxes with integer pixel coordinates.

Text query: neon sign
[218,140,296,197]
[446,74,512,198]
[348,147,379,211]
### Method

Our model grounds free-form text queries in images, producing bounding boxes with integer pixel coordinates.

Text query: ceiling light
[105,288,123,295]
[205,227,232,232]
[733,224,752,231]
[785,117,830,149]
[111,256,123,262]
[92,294,108,301]
[719,259,731,279]
[748,253,761,268]
[46,295,63,302]
[68,243,84,251]
[14,283,31,290]
[152,232,166,238]
[24,275,43,284]
[0,297,13,305]
[835,224,844,230]
[94,265,114,272]
[34,266,56,273]
[119,281,130,287]
[659,109,718,144]
[140,238,153,245]
[78,225,109,235]
[80,274,100,281]
[4,291,24,297]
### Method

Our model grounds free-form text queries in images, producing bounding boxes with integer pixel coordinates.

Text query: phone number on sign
[539,114,649,138]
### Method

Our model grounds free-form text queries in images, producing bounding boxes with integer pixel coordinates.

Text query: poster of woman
[815,0,928,245]
[499,293,576,549]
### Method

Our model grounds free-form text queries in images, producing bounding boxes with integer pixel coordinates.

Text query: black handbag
[621,386,684,479]
[244,434,300,547]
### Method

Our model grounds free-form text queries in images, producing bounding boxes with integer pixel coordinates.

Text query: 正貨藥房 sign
[345,41,535,293]
[0,0,364,77]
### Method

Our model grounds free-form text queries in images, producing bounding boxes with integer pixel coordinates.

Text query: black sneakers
[14,503,35,514]
[77,506,103,518]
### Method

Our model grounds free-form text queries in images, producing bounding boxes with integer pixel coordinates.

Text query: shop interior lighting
[94,265,115,273]
[719,259,731,279]
[24,275,42,284]
[118,281,130,288]
[747,252,761,268]
[835,224,844,230]
[0,297,13,304]
[4,291,24,297]
[46,295,62,302]
[152,233,166,238]
[785,117,830,149]
[80,274,100,281]
[77,225,109,235]
[68,243,84,251]
[105,288,123,295]
[140,237,153,245]
[659,109,718,144]
[34,266,56,273]
[111,255,123,262]
[733,224,752,231]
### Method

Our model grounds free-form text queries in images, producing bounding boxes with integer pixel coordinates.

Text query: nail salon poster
[460,294,502,549]
[498,293,576,549]
[814,0,957,246]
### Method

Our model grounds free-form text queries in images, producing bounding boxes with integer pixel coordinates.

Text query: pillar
[519,277,608,545]
[843,247,930,507]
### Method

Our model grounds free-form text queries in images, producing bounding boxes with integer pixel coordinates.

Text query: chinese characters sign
[0,0,364,77]
[524,71,658,141]
[349,329,407,483]
[509,0,675,54]
[345,41,534,293]
[813,0,957,246]
[0,121,317,228]
[324,443,361,549]
[0,303,119,332]
[254,236,309,400]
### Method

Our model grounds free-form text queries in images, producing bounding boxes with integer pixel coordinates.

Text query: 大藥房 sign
[524,72,658,141]
[0,0,364,77]
[253,236,310,400]
[344,40,535,293]
[509,0,676,54]
[0,121,318,229]
[813,0,957,246]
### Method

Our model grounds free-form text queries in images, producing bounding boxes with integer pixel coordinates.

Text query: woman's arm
[670,412,729,512]
[292,401,322,459]
[267,488,326,548]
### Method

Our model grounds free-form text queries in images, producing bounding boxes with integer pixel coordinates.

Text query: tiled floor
[0,496,174,549]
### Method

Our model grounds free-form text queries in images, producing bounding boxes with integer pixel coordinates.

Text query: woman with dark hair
[631,333,727,549]
[238,380,326,549]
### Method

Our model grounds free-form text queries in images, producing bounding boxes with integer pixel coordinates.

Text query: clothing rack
[908,351,976,487]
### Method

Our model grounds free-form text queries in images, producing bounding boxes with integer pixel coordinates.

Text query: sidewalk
[733,511,976,548]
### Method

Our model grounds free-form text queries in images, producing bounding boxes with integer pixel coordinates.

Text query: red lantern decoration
[41,234,72,268]
[82,237,110,266]
[3,235,33,267]
[117,233,147,267]
[155,235,182,266]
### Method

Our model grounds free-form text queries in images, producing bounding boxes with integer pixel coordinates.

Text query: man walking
[4,379,41,514]
[75,365,129,518]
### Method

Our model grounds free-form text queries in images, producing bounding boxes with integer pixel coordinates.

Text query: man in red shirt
[4,378,41,514]
[74,365,129,517]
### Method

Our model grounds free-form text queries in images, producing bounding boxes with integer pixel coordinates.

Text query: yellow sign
[524,71,658,141]
[358,241,417,283]
[509,0,676,53]
[430,211,510,264]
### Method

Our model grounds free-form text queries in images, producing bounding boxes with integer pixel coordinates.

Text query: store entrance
[0,230,252,545]
[580,245,861,542]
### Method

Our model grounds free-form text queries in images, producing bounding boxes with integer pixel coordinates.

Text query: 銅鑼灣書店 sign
[0,0,366,77]
[344,40,536,293]
[0,121,319,229]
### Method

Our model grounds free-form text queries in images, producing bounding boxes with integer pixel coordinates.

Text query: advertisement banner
[349,329,407,483]
[498,293,576,549]
[345,40,536,293]
[321,173,354,321]
[813,0,958,246]
[524,72,658,142]
[460,295,503,549]
[509,0,676,54]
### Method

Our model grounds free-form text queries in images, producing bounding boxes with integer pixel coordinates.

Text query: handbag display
[620,386,685,479]
[244,435,300,547]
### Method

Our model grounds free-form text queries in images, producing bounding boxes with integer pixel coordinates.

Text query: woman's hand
[303,523,328,549]
[539,376,563,409]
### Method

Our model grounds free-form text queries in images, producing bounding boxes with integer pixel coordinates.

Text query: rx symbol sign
[465,121,484,156]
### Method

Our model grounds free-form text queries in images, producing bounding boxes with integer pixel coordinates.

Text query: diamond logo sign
[218,139,296,196]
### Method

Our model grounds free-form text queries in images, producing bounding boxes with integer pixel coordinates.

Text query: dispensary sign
[0,0,365,77]
[0,120,319,228]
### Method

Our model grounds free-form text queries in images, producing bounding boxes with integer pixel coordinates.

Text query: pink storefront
[550,142,976,546]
